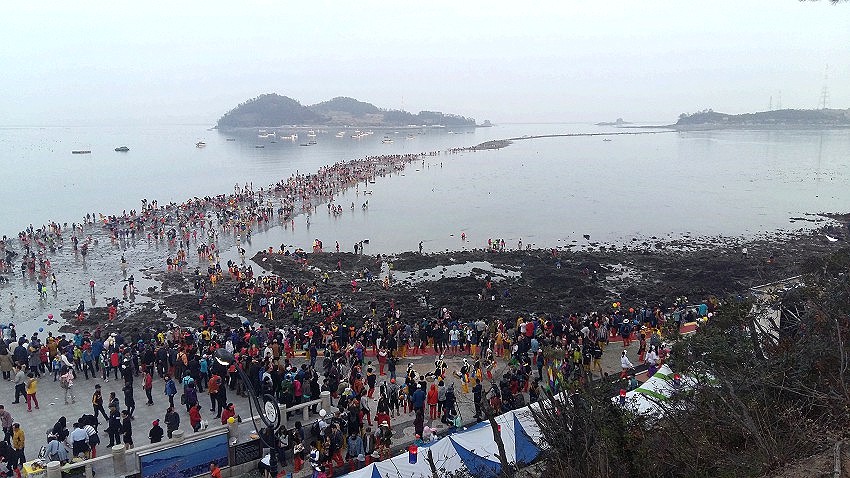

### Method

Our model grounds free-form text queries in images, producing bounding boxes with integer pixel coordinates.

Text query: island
[595,118,631,126]
[215,93,479,129]
[673,108,850,130]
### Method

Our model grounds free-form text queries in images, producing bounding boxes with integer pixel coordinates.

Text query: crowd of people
[0,145,715,478]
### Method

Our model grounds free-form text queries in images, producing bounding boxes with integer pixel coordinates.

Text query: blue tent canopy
[449,438,502,478]
[513,414,540,465]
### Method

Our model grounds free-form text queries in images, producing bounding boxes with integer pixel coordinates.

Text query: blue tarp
[449,437,502,478]
[513,414,540,465]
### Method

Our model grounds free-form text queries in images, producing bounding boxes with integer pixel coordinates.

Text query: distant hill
[309,97,381,116]
[216,94,478,128]
[216,94,326,129]
[675,108,850,128]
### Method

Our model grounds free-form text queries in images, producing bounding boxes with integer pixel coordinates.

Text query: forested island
[675,108,850,129]
[216,93,479,129]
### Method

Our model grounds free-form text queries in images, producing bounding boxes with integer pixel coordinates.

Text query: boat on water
[602,138,612,142]
[381,137,393,144]
[308,140,317,145]
[225,138,236,141]
[114,146,129,152]
[195,141,206,148]
[307,130,316,137]
[71,150,91,154]
[255,145,265,148]
[335,132,345,138]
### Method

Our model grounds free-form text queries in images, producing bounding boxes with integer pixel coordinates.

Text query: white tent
[611,364,696,416]
[341,408,541,478]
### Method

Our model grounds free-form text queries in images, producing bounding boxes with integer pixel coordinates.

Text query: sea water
[0,123,848,334]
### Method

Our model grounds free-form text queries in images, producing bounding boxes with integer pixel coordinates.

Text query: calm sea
[0,123,848,334]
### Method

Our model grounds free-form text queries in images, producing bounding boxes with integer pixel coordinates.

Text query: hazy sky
[1,1,848,125]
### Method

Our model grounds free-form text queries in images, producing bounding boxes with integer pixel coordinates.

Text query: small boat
[335,132,345,138]
[382,137,393,144]
[225,138,236,141]
[602,138,612,142]
[300,143,311,146]
[307,130,316,137]
[72,150,91,154]
[114,146,130,152]
[195,142,206,148]
[308,140,317,145]
[255,145,265,148]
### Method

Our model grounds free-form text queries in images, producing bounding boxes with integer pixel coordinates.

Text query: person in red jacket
[220,403,236,425]
[427,382,439,419]
[189,404,202,432]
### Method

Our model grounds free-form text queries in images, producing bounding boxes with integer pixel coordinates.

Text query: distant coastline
[670,108,850,131]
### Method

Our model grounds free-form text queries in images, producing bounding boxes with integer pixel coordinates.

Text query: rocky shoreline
[55,215,850,340]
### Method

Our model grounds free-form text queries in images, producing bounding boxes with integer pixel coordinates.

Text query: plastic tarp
[611,364,696,416]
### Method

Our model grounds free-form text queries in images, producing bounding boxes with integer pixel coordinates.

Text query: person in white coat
[620,350,634,378]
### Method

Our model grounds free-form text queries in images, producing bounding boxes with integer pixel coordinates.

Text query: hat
[619,389,626,397]
[152,419,159,426]
[319,409,327,418]
[357,453,365,462]
[380,420,388,426]
[390,378,395,383]
[371,451,380,458]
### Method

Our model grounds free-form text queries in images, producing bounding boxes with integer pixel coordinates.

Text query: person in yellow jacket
[25,373,39,411]
[11,422,25,470]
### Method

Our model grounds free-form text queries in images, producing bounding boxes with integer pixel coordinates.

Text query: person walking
[143,370,154,406]
[207,372,221,413]
[123,380,136,420]
[620,350,634,379]
[121,410,133,450]
[92,384,109,421]
[148,420,164,444]
[0,406,12,443]
[189,403,202,432]
[164,376,177,409]
[60,368,75,404]
[24,373,39,412]
[12,366,25,404]
[164,406,180,439]
[10,423,24,473]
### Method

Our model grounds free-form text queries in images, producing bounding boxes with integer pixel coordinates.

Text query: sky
[1,0,848,126]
